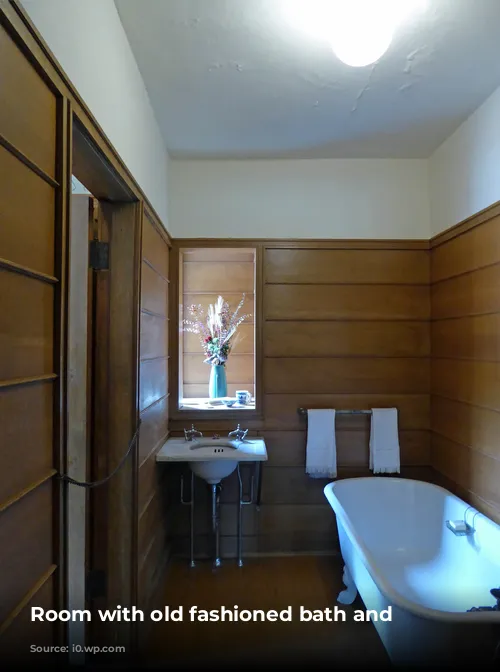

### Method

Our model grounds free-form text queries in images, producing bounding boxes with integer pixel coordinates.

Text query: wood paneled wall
[0,2,175,660]
[169,241,432,557]
[430,205,500,525]
[137,211,170,613]
[0,21,64,659]
[181,248,255,399]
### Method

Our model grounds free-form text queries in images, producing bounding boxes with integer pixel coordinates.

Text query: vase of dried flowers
[209,364,227,399]
[182,294,251,399]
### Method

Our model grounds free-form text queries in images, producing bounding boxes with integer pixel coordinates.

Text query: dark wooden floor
[144,555,390,669]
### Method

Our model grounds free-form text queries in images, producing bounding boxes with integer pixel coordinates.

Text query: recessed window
[178,247,256,412]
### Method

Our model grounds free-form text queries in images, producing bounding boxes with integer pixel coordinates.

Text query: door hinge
[86,569,107,600]
[89,240,109,270]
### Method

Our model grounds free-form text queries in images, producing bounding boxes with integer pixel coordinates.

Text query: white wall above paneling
[429,85,500,236]
[21,0,170,229]
[170,158,430,239]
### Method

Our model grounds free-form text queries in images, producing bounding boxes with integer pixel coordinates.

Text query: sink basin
[189,459,239,484]
[156,436,267,484]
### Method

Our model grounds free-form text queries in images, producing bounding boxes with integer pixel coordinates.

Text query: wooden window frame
[169,240,264,422]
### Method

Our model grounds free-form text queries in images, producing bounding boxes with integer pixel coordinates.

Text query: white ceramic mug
[236,390,251,405]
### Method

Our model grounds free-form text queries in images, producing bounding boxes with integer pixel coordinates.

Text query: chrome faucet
[184,425,203,442]
[228,424,248,441]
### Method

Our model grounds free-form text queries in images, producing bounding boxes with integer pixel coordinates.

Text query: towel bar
[297,408,372,416]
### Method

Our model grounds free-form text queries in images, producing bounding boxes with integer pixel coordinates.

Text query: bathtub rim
[324,477,500,624]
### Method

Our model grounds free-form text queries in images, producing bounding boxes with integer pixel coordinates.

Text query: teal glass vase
[209,364,227,399]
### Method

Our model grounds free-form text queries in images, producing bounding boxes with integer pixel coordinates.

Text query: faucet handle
[228,424,248,441]
[184,424,202,441]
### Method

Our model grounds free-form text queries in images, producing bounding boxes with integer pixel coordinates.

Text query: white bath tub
[324,477,500,667]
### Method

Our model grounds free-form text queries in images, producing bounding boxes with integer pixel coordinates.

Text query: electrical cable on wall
[57,421,141,489]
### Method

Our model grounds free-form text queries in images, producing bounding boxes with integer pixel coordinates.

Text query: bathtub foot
[337,565,357,605]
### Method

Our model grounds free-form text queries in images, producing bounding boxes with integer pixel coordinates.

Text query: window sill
[179,397,255,412]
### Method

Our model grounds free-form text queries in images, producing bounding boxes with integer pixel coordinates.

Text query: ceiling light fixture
[283,0,428,67]
[329,1,395,67]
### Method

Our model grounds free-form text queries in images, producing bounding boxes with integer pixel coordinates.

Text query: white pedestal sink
[156,436,267,484]
[156,435,267,568]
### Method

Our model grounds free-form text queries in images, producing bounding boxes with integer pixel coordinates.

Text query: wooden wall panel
[142,215,169,280]
[0,383,53,505]
[265,358,429,394]
[183,262,254,293]
[0,146,55,275]
[170,241,432,556]
[431,264,500,319]
[431,395,500,462]
[138,396,169,466]
[141,262,169,316]
[431,314,500,361]
[0,573,55,663]
[0,482,53,624]
[265,321,430,358]
[0,270,54,380]
[265,284,430,321]
[140,312,168,361]
[0,28,56,178]
[431,210,500,525]
[265,249,429,284]
[137,213,170,613]
[181,248,256,400]
[139,357,168,413]
[431,212,500,282]
[0,25,60,650]
[432,359,500,412]
[431,433,500,512]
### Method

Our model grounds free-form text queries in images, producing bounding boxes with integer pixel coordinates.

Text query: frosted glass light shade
[329,1,395,67]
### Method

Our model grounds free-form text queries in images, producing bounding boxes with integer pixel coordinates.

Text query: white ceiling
[115,0,500,159]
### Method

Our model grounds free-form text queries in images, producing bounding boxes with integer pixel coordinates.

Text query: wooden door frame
[69,118,142,653]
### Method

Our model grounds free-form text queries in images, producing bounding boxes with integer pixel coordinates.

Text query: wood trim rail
[0,564,57,637]
[0,257,58,284]
[139,430,170,470]
[142,258,170,283]
[175,238,430,250]
[430,201,500,248]
[0,470,57,515]
[0,134,59,188]
[0,373,57,390]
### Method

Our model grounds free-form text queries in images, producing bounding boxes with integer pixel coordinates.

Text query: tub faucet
[445,519,474,536]
[228,424,248,441]
[184,425,203,442]
[467,588,500,612]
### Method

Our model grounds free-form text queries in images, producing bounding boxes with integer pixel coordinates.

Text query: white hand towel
[306,409,337,479]
[369,408,401,474]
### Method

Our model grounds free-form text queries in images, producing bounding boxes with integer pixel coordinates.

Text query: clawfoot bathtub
[324,477,500,667]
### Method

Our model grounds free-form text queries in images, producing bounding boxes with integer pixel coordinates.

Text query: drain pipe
[211,483,221,567]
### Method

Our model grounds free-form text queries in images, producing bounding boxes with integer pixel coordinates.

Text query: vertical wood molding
[53,94,71,634]
[66,195,90,660]
[102,201,141,648]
